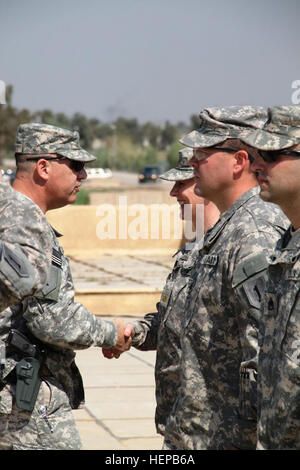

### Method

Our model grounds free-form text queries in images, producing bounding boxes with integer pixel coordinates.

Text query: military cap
[180,106,267,149]
[15,123,96,162]
[159,147,194,181]
[241,105,300,150]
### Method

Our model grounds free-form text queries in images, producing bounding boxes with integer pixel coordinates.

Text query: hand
[102,320,134,359]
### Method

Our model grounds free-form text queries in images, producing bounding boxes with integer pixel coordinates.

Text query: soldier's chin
[69,193,78,204]
[259,188,273,202]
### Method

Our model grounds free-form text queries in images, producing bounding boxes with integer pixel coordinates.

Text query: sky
[1,0,300,125]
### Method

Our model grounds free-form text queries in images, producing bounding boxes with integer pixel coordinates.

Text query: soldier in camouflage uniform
[103,147,219,438]
[0,123,132,450]
[162,106,289,450]
[241,105,300,450]
[0,178,52,311]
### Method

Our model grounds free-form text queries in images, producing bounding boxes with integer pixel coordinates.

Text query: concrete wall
[89,188,174,206]
[46,204,186,255]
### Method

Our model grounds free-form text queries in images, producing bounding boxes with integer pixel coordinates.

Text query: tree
[144,146,158,165]
[160,121,179,149]
[0,85,31,165]
[166,142,182,169]
[71,112,93,149]
[189,114,201,130]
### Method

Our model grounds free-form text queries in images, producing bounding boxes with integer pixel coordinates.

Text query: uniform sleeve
[131,308,160,351]
[23,296,118,350]
[0,198,52,308]
[231,231,279,449]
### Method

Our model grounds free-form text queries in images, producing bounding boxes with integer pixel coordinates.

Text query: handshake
[103,318,135,359]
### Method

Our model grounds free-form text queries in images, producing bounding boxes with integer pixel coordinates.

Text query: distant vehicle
[1,169,16,185]
[86,168,112,179]
[138,166,160,183]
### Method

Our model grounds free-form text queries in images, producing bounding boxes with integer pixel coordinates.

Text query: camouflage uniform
[256,229,300,449]
[0,124,119,450]
[158,147,194,181]
[132,147,197,435]
[0,181,52,310]
[163,106,289,450]
[242,106,300,449]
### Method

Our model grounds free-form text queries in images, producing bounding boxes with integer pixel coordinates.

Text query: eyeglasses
[25,155,86,172]
[258,149,300,162]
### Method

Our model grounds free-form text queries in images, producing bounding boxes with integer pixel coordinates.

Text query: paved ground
[72,324,164,450]
[69,252,171,449]
[69,253,174,292]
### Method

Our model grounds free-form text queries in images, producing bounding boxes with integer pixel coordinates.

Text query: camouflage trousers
[162,437,184,450]
[0,376,82,450]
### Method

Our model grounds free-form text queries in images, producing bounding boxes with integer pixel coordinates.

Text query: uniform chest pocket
[160,259,198,325]
[194,255,221,304]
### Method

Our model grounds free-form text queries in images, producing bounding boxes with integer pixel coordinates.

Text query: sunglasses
[258,149,300,162]
[25,155,86,172]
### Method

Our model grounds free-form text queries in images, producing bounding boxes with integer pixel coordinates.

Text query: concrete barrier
[46,205,188,316]
[46,204,185,255]
[74,288,162,317]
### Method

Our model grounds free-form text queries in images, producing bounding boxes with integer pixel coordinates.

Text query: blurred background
[1,0,299,185]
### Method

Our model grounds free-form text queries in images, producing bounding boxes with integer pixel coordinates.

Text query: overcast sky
[1,0,299,124]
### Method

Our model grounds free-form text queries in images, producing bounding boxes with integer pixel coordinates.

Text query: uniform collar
[204,186,260,247]
[50,225,64,238]
[268,225,300,265]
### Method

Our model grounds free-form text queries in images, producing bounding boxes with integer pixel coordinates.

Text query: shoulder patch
[233,252,269,288]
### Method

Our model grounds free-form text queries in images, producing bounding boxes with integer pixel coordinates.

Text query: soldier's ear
[35,159,51,181]
[232,150,248,178]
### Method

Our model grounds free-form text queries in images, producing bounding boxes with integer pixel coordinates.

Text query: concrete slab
[72,332,164,450]
[68,253,175,316]
[101,418,158,439]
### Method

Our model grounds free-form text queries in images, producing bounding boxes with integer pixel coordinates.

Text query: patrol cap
[180,106,267,149]
[159,147,194,181]
[15,123,96,162]
[241,105,300,150]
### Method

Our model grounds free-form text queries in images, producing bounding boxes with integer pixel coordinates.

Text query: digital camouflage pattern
[0,182,52,310]
[15,123,96,162]
[242,105,300,150]
[131,238,202,435]
[164,187,289,450]
[0,377,81,450]
[0,226,118,450]
[159,147,194,181]
[257,228,300,450]
[179,106,267,149]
